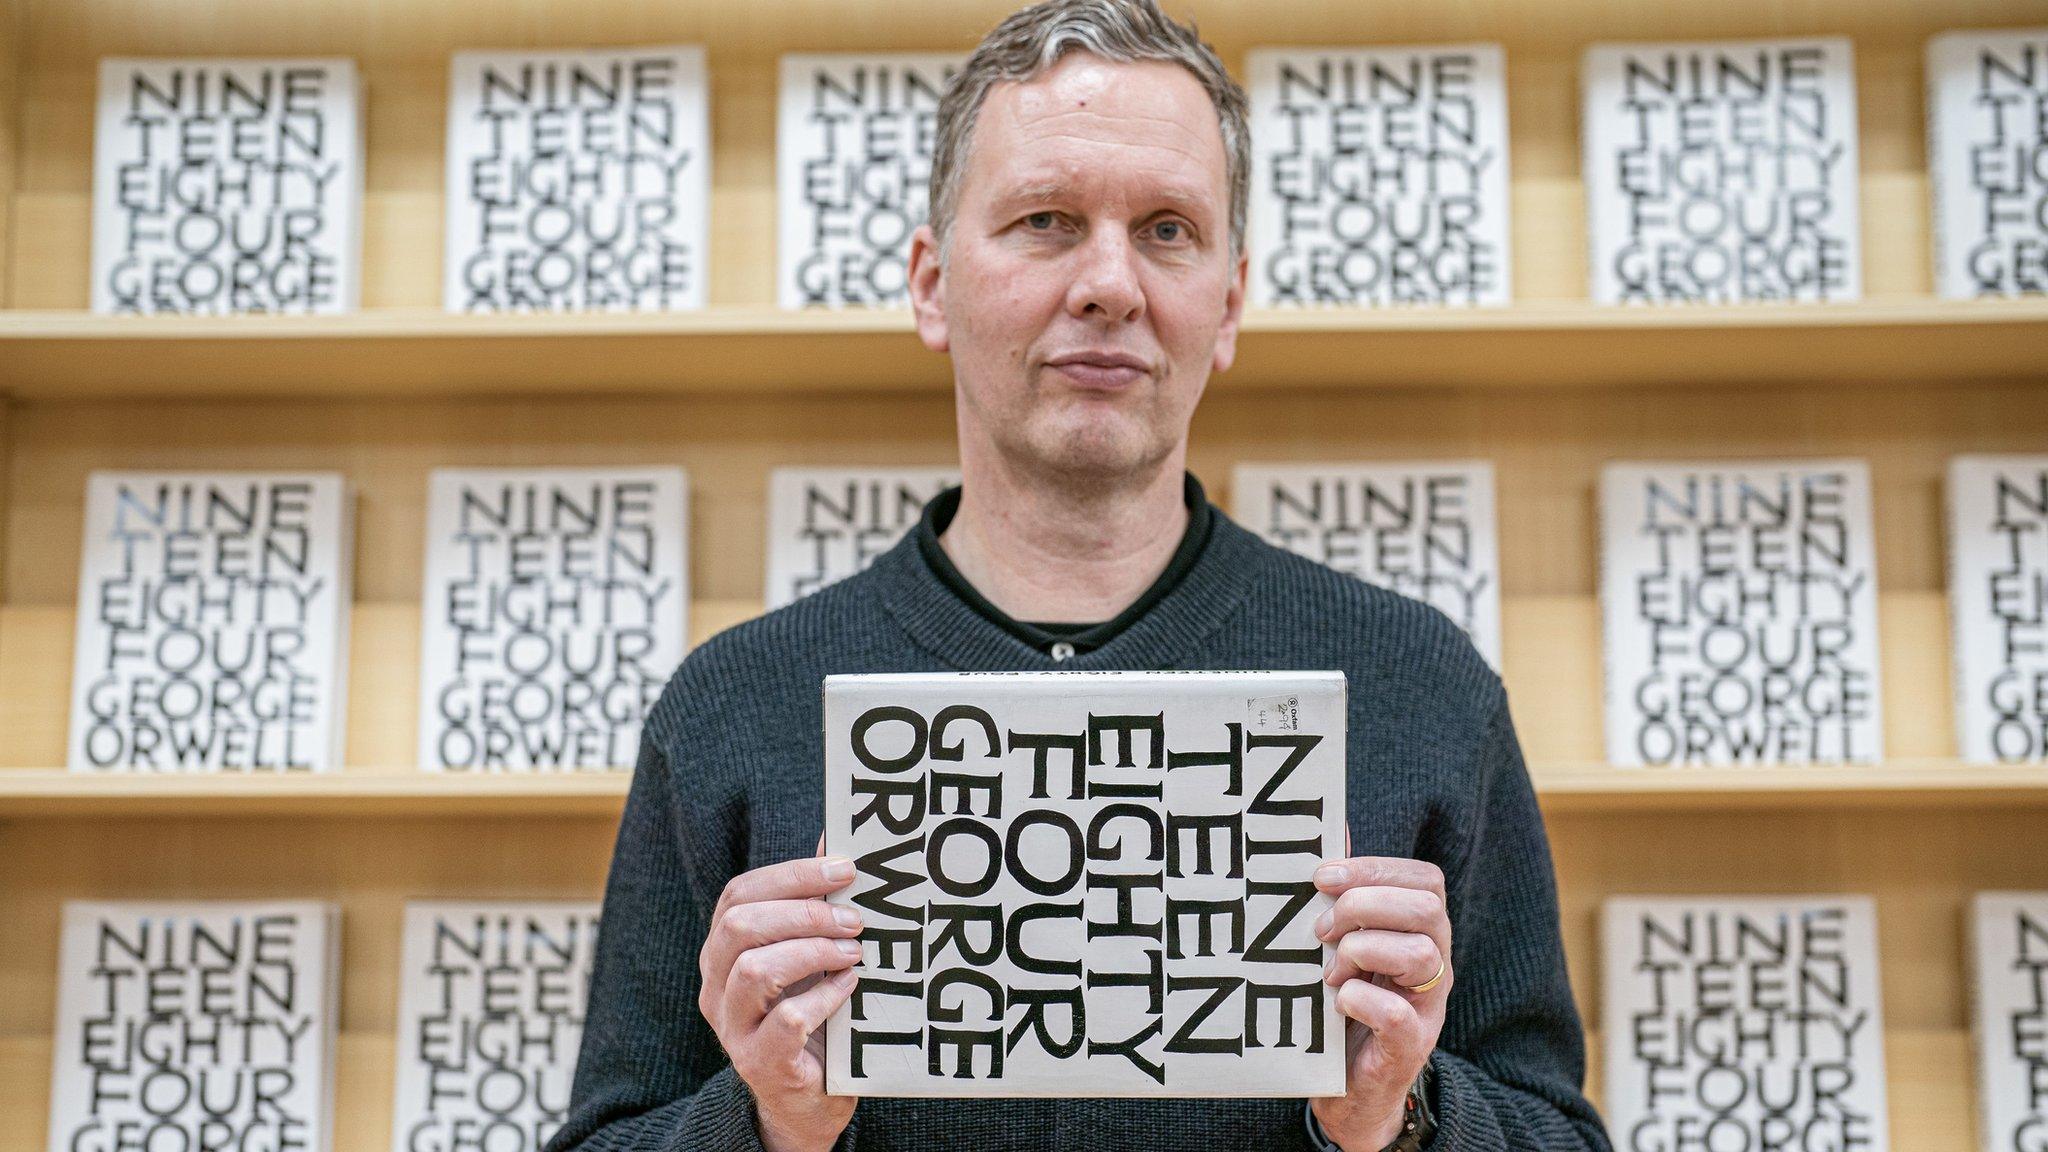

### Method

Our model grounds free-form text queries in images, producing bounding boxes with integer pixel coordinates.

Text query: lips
[1043,351,1151,390]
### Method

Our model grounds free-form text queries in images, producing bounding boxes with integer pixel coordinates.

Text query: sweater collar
[914,472,1215,658]
[870,473,1271,672]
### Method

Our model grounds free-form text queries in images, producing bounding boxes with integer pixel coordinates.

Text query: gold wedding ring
[1401,958,1447,994]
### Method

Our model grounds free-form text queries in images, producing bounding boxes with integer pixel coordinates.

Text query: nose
[1063,227,1145,324]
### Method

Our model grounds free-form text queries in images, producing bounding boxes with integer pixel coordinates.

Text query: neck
[939,454,1190,625]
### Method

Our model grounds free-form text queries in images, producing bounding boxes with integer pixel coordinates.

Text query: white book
[763,466,957,607]
[1232,461,1501,670]
[92,57,364,315]
[1926,29,2048,300]
[823,670,1347,1097]
[1246,45,1512,307]
[416,467,688,772]
[1598,460,1882,767]
[777,53,962,309]
[1970,892,2048,1152]
[68,471,354,772]
[1947,456,2048,764]
[445,47,710,313]
[47,900,342,1152]
[1602,896,1889,1152]
[389,901,603,1152]
[1581,38,1861,304]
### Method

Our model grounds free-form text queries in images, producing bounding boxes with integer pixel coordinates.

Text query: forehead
[962,53,1228,211]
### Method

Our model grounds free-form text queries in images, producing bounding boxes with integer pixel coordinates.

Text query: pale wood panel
[11,1,2036,307]
[0,590,1963,769]
[0,0,18,310]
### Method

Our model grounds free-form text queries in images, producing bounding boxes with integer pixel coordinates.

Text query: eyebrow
[987,175,1219,223]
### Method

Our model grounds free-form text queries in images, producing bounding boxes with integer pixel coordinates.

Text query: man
[550,2,1610,1150]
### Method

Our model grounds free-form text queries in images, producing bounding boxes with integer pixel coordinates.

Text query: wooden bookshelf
[1,297,2045,396]
[3,0,2046,1148]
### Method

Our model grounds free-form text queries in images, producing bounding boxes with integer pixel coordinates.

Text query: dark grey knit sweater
[548,497,1612,1152]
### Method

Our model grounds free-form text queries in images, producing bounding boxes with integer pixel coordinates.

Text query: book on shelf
[67,471,354,773]
[1245,44,1512,308]
[1970,891,2048,1152]
[1581,38,1860,305]
[92,57,364,315]
[389,900,603,1152]
[1926,29,2048,300]
[1598,460,1882,767]
[417,467,689,772]
[822,669,1346,1097]
[1602,895,1890,1152]
[1232,461,1502,670]
[1947,455,2048,765]
[763,465,958,608]
[777,53,962,309]
[47,900,342,1152]
[445,47,711,313]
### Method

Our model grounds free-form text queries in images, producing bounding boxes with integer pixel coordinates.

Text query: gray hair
[929,0,1250,262]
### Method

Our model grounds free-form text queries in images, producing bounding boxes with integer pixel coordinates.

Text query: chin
[1013,412,1174,482]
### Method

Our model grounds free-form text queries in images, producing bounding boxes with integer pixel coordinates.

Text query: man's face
[909,53,1246,484]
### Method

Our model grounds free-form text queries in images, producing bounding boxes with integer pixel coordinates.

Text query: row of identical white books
[89,29,2047,315]
[40,892,2048,1148]
[1602,892,2048,1152]
[46,899,598,1152]
[66,456,2048,775]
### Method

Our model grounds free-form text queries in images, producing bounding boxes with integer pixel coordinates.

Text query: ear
[1211,245,1248,375]
[908,223,950,354]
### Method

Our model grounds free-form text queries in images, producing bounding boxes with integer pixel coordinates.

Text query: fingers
[722,936,864,1031]
[1314,884,1449,958]
[1324,928,1447,993]
[1335,976,1431,1064]
[765,967,859,1048]
[1313,856,1445,902]
[747,967,859,1093]
[702,896,863,998]
[715,855,856,922]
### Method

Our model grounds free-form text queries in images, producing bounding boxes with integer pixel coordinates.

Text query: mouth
[1042,351,1152,391]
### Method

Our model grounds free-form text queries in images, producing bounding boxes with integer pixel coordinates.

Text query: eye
[1026,211,1057,230]
[1149,218,1190,244]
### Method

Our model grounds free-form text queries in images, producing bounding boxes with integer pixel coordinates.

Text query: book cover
[763,466,958,607]
[1246,45,1511,307]
[1970,892,2048,1152]
[1581,38,1860,304]
[1232,461,1501,670]
[92,57,364,315]
[777,53,961,308]
[1598,460,1882,767]
[47,900,342,1152]
[67,471,354,772]
[1926,29,2048,299]
[1947,456,2048,764]
[416,467,688,772]
[445,47,710,312]
[1602,895,1890,1152]
[389,901,603,1152]
[823,670,1347,1097]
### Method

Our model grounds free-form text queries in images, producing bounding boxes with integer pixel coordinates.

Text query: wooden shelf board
[0,770,633,817]
[4,758,2043,818]
[1,298,2044,397]
[1532,758,2048,811]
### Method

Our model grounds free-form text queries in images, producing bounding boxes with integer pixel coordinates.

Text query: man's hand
[1307,855,1452,1151]
[698,853,863,1152]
